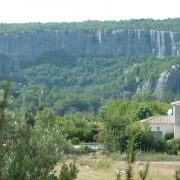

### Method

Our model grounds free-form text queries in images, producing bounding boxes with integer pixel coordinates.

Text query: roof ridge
[171,100,180,105]
[141,115,164,122]
[141,115,174,124]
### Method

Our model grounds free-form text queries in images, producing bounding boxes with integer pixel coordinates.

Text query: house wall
[174,126,180,138]
[150,123,174,138]
[173,105,180,138]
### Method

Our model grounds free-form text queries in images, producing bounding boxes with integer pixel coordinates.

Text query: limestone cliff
[136,64,180,98]
[0,54,19,76]
[0,29,180,65]
[155,64,180,97]
[1,28,180,97]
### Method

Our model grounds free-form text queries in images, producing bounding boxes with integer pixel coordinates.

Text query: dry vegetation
[76,161,179,180]
[78,161,180,180]
[55,154,180,180]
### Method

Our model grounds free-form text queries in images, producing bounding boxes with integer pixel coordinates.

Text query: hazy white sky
[0,0,179,23]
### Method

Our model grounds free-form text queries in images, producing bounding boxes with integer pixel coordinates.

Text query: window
[156,127,160,131]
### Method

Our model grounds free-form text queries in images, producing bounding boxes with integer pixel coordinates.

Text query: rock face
[155,64,180,97]
[137,64,180,97]
[1,28,180,95]
[0,29,180,64]
[0,54,20,76]
[137,77,157,93]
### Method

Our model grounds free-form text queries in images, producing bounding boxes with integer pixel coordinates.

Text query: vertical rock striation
[0,28,180,80]
[155,64,180,97]
[0,29,180,62]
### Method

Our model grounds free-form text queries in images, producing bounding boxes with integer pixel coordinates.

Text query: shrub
[81,145,94,154]
[139,163,149,180]
[176,169,180,180]
[166,139,180,155]
[126,137,137,180]
[165,133,174,141]
[71,137,80,145]
[95,159,112,169]
[58,161,78,180]
[71,145,94,155]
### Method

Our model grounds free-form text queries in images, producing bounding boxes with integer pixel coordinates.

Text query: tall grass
[136,152,180,161]
[78,158,112,170]
[109,152,180,162]
[176,169,180,180]
[95,159,112,169]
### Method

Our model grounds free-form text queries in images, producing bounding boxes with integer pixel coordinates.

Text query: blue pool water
[83,143,104,150]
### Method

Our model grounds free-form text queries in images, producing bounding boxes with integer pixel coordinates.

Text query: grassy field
[76,161,179,180]
[55,153,180,180]
[109,152,180,162]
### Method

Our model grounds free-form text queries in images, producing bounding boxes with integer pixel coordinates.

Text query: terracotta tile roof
[141,115,174,124]
[171,101,180,106]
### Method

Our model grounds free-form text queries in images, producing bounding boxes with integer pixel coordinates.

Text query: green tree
[0,80,71,179]
[0,79,11,148]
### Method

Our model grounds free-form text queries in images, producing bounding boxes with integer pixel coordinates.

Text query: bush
[166,139,180,155]
[71,137,80,145]
[165,133,174,141]
[176,169,180,180]
[81,146,94,154]
[58,161,78,180]
[71,145,94,155]
[151,139,166,152]
[139,163,149,180]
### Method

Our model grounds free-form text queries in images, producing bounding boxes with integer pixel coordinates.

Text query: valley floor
[55,153,180,180]
[77,161,179,180]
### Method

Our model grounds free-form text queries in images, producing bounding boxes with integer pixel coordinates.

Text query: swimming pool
[83,143,104,150]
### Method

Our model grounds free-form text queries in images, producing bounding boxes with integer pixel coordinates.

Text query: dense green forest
[1,18,180,34]
[8,55,180,114]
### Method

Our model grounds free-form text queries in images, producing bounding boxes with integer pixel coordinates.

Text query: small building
[141,100,180,139]
[141,115,174,139]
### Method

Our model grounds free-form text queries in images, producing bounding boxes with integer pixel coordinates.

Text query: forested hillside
[6,55,180,114]
[1,19,180,114]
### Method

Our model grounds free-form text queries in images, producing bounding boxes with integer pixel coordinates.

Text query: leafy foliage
[126,136,137,180]
[166,139,180,155]
[1,18,180,34]
[0,79,11,148]
[0,80,72,179]
[56,113,102,142]
[102,100,169,152]
[176,169,180,180]
[139,163,149,180]
[58,161,78,180]
[11,55,180,115]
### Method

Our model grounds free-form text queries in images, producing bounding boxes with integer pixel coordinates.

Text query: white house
[141,100,180,139]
